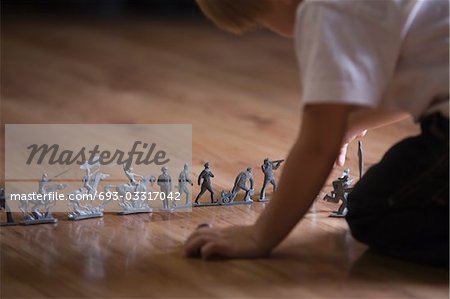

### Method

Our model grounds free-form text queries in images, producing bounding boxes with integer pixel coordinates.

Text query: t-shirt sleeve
[295,0,404,108]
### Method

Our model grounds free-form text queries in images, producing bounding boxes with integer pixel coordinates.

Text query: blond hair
[196,0,266,34]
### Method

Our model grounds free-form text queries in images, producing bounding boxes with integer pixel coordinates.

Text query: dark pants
[346,113,449,267]
[195,183,214,203]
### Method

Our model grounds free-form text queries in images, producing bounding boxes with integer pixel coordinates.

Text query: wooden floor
[1,18,448,298]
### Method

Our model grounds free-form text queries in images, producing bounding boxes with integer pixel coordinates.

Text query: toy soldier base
[154,207,175,212]
[20,214,58,225]
[19,214,58,225]
[192,201,219,207]
[117,207,153,215]
[116,196,153,216]
[329,207,348,218]
[68,211,103,221]
[193,197,253,207]
[218,190,253,206]
[20,210,60,225]
[170,202,193,210]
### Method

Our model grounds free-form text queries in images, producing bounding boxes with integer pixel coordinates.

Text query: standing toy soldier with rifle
[259,158,284,202]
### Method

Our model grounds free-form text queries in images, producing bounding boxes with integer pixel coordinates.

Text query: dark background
[2,0,201,19]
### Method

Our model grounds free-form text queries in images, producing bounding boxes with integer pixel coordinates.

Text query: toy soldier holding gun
[194,162,215,204]
[259,158,284,201]
[39,170,70,195]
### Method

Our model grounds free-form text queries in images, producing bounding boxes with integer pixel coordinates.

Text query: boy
[185,0,449,266]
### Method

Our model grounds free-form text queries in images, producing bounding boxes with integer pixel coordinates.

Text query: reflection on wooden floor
[1,19,447,298]
[2,206,448,298]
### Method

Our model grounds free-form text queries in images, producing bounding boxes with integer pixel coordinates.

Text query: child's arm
[185,104,351,259]
[336,108,410,166]
[252,104,350,250]
[348,108,410,137]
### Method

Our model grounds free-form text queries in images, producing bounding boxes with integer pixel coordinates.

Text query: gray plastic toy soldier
[231,167,254,202]
[68,161,110,221]
[38,173,49,194]
[323,141,363,218]
[340,169,352,183]
[178,163,193,205]
[323,169,353,217]
[123,165,144,192]
[218,167,255,204]
[259,158,284,201]
[82,168,96,194]
[21,172,67,225]
[194,162,215,204]
[157,166,172,210]
[358,141,363,180]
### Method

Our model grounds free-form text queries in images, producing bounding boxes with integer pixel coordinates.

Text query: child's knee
[346,184,372,219]
[345,186,380,244]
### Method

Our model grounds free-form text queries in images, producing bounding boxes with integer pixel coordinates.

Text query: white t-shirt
[295,0,449,121]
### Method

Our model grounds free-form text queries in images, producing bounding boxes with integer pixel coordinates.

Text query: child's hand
[184,225,270,259]
[335,130,367,167]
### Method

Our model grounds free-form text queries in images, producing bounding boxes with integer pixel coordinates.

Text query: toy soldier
[123,164,144,192]
[231,167,254,202]
[157,166,172,210]
[259,158,284,200]
[82,169,95,194]
[178,163,193,205]
[23,172,67,225]
[194,162,215,204]
[81,160,99,194]
[323,169,353,217]
[38,173,49,194]
[358,141,364,179]
[339,169,352,183]
[38,170,70,195]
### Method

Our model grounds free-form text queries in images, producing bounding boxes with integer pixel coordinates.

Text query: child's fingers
[197,223,212,229]
[201,241,229,260]
[337,143,348,166]
[185,235,216,257]
[185,227,217,245]
[357,130,367,138]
